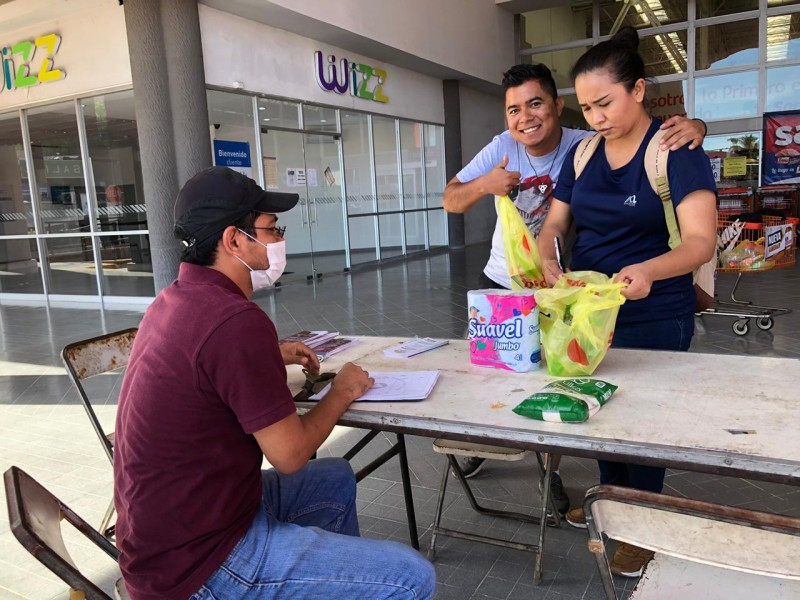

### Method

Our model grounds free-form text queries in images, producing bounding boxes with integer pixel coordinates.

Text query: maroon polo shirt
[113,263,296,600]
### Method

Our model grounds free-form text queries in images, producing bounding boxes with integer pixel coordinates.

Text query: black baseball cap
[174,166,298,245]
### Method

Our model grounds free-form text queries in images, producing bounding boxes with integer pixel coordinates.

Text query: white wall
[199,6,445,124]
[248,0,515,85]
[0,0,131,111]
[458,85,506,245]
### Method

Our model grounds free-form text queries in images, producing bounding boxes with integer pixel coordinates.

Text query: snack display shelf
[717,187,754,217]
[756,185,799,217]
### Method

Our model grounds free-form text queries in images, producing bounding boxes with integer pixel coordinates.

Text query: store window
[705,132,760,191]
[400,121,423,210]
[524,48,589,91]
[601,0,687,35]
[646,80,688,120]
[342,111,374,217]
[767,14,800,62]
[26,101,98,296]
[208,90,257,179]
[695,71,759,120]
[639,31,688,76]
[696,19,758,71]
[766,65,800,111]
[423,124,445,209]
[697,0,757,19]
[378,213,403,258]
[423,123,448,249]
[427,208,447,249]
[0,111,43,294]
[373,115,400,212]
[519,4,593,49]
[348,214,377,264]
[303,104,338,133]
[405,211,425,253]
[256,97,300,129]
[83,90,154,298]
[768,0,800,8]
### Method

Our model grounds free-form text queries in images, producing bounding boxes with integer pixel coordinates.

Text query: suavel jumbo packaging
[467,289,540,372]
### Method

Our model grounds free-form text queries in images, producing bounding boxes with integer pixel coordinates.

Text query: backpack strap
[573,133,602,180]
[644,129,682,251]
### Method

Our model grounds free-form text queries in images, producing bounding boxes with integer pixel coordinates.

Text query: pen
[554,237,565,272]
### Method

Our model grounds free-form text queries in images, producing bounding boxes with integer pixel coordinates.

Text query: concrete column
[443,79,465,249]
[124,0,212,293]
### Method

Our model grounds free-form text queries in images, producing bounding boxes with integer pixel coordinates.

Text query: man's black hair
[501,64,558,100]
[175,211,259,266]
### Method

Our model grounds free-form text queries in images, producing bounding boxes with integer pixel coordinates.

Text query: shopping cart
[699,215,796,336]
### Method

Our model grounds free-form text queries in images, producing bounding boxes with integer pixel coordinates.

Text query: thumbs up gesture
[481,155,521,197]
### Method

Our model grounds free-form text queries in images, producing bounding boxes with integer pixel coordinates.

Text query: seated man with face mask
[113,167,436,600]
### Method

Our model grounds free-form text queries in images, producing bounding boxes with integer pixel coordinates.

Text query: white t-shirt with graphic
[456,127,590,288]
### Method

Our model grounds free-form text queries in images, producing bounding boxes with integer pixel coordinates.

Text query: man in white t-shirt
[443,63,706,515]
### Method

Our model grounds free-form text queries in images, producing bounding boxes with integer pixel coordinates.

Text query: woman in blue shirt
[537,27,717,577]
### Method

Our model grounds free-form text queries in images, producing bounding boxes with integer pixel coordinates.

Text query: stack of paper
[384,337,449,358]
[313,337,359,360]
[309,370,440,402]
[279,330,339,349]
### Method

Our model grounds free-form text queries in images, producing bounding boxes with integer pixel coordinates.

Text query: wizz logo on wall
[2,33,65,93]
[314,51,388,103]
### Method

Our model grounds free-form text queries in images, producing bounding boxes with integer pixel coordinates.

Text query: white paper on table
[309,371,440,402]
[384,338,449,358]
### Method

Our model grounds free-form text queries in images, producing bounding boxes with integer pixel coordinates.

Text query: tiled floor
[1,241,799,599]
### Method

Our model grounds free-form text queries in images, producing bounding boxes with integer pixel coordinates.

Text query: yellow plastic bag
[497,195,546,290]
[533,271,626,377]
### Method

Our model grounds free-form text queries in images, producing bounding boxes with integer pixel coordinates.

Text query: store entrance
[259,128,348,283]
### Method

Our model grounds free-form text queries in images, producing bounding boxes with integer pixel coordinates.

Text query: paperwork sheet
[309,370,440,402]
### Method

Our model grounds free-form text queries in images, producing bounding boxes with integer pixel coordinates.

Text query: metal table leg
[345,430,419,550]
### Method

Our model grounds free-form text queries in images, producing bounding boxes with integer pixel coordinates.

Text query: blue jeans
[190,458,435,599]
[611,313,695,352]
[597,313,695,493]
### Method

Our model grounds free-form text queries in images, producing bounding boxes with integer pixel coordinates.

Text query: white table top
[291,337,800,485]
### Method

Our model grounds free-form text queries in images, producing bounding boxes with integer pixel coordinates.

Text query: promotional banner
[762,110,800,185]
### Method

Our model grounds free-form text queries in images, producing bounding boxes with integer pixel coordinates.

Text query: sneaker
[539,472,571,516]
[565,507,587,529]
[610,542,655,578]
[454,456,486,479]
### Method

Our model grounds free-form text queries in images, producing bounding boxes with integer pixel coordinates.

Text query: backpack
[572,129,716,312]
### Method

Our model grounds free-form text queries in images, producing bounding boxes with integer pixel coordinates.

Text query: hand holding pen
[543,237,567,287]
[554,237,565,273]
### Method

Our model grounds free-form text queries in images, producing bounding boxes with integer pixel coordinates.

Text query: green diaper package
[512,379,618,423]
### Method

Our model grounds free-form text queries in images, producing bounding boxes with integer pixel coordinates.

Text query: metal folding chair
[61,328,138,538]
[4,466,129,600]
[584,484,800,599]
[428,440,558,562]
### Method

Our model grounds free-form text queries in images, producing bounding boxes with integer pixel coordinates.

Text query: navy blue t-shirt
[554,119,716,324]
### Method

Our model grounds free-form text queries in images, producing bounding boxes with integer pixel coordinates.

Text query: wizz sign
[314,51,388,103]
[2,33,65,93]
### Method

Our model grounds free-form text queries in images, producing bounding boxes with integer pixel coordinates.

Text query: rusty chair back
[61,328,137,538]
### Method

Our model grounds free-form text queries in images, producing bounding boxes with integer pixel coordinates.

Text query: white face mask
[234,230,287,291]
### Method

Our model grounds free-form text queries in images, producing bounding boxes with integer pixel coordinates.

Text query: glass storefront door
[259,128,347,283]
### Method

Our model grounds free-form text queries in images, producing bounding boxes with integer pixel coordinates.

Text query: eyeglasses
[252,225,286,237]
